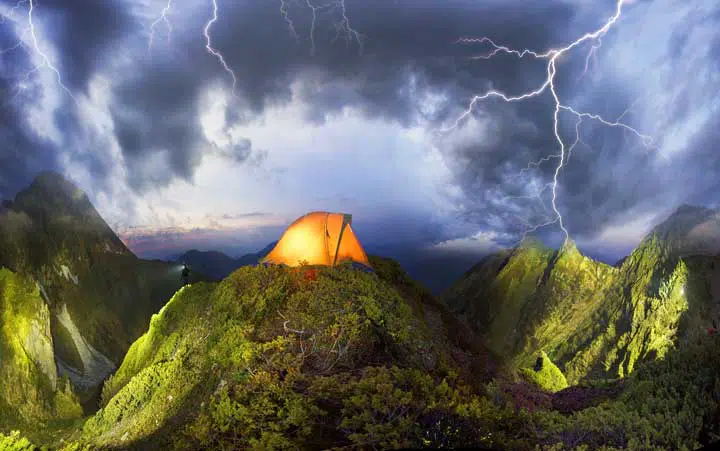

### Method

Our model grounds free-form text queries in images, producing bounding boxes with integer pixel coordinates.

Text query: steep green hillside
[0,173,199,416]
[3,258,718,451]
[0,267,82,429]
[51,261,494,450]
[486,334,720,450]
[444,206,720,385]
[444,238,618,381]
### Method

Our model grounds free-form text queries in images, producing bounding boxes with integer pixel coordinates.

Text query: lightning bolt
[330,0,363,52]
[148,0,173,52]
[27,0,75,101]
[0,38,24,55]
[446,0,653,243]
[292,0,363,56]
[580,37,603,79]
[203,0,238,94]
[0,0,77,103]
[145,0,362,100]
[280,0,300,41]
[503,117,586,246]
[305,0,319,56]
[0,0,24,27]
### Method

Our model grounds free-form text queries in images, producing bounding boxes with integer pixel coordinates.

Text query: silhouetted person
[181,263,190,286]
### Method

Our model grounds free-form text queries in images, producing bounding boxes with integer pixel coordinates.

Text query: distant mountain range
[172,242,277,280]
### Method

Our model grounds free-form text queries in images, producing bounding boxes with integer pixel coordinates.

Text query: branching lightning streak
[295,0,363,56]
[145,0,362,98]
[516,155,561,178]
[0,38,24,55]
[149,0,173,52]
[566,116,586,165]
[517,217,560,243]
[280,0,300,41]
[26,0,75,102]
[504,117,585,243]
[0,0,77,105]
[330,0,363,52]
[305,0,319,56]
[580,37,603,78]
[457,36,556,60]
[501,183,554,212]
[203,0,238,94]
[0,0,26,25]
[448,0,652,243]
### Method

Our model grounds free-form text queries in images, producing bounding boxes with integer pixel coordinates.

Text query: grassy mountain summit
[443,205,720,385]
[57,257,495,450]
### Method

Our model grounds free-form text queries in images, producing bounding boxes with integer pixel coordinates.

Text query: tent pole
[333,214,351,266]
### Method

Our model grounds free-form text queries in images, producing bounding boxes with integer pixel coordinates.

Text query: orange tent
[262,212,372,268]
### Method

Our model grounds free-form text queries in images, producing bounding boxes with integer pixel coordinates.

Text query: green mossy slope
[0,267,82,430]
[444,233,704,384]
[520,351,568,393]
[0,173,198,401]
[0,431,37,451]
[64,263,490,450]
[6,260,720,451]
[484,335,720,450]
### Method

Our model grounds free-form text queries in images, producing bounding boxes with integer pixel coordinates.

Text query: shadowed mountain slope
[0,172,199,419]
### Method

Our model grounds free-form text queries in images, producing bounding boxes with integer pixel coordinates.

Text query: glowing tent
[261,212,372,268]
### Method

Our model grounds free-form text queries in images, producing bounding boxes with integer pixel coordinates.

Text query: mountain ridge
[0,172,193,420]
[174,242,277,280]
[443,202,720,386]
[0,176,719,449]
[642,203,720,257]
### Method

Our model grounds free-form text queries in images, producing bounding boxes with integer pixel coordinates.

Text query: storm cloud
[1,0,719,264]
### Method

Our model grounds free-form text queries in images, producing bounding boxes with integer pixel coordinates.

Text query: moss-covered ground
[0,258,718,450]
[0,268,83,432]
[443,234,709,385]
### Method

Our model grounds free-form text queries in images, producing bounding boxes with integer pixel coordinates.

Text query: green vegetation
[0,258,718,450]
[0,172,200,412]
[444,234,704,385]
[0,267,82,430]
[0,431,37,451]
[521,352,568,393]
[497,336,720,450]
[57,263,488,449]
[1,178,719,449]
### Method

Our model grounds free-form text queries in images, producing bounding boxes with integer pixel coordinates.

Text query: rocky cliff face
[0,268,82,427]
[443,205,720,384]
[0,172,187,405]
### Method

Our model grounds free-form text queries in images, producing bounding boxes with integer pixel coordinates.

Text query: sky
[0,0,719,275]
